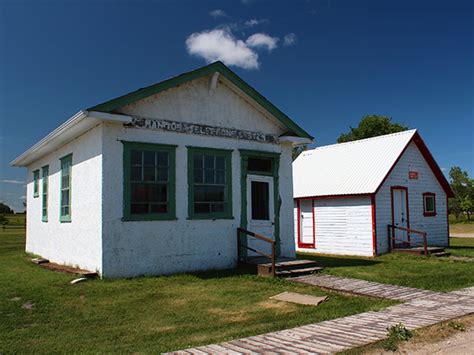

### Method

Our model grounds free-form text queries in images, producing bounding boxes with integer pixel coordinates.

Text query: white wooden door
[247,175,275,255]
[298,199,314,247]
[392,188,409,243]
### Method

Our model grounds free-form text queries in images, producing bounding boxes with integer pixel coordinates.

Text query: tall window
[33,170,39,197]
[188,147,232,219]
[41,165,49,222]
[60,154,72,222]
[123,142,176,221]
[423,192,436,217]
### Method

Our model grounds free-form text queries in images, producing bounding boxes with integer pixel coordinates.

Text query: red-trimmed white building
[292,130,454,256]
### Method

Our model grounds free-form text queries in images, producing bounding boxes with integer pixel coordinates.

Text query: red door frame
[390,186,410,243]
[297,198,315,248]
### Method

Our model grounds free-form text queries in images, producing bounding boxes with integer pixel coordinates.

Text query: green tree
[337,115,408,143]
[449,166,474,221]
[0,202,13,214]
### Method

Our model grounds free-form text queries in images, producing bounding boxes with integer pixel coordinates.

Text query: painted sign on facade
[125,117,279,144]
[409,171,419,179]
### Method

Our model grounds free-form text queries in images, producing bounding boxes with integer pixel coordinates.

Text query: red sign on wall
[409,171,419,179]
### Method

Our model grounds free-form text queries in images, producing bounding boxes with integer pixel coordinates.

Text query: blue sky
[0,0,472,211]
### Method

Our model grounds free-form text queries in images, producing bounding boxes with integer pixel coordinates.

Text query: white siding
[295,196,373,257]
[26,125,103,273]
[375,142,448,253]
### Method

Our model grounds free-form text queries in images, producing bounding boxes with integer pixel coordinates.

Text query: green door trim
[239,149,281,259]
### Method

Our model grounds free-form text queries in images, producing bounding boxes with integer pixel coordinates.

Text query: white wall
[295,196,373,256]
[100,76,295,278]
[26,125,103,273]
[375,142,448,253]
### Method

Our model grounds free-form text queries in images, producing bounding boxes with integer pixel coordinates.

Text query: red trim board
[371,194,377,256]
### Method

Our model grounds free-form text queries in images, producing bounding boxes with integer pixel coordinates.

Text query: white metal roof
[293,129,418,198]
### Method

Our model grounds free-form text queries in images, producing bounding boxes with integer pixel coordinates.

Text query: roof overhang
[10,111,132,167]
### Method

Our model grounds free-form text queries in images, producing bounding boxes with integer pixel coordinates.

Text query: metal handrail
[387,224,428,255]
[237,227,276,277]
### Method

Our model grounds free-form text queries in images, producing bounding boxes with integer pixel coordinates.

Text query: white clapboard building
[12,62,313,278]
[293,130,454,256]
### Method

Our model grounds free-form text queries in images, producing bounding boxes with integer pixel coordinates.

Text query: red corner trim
[371,194,377,256]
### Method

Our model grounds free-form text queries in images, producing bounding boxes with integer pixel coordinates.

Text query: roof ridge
[303,129,417,154]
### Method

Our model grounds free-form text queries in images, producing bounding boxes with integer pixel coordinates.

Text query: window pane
[156,152,168,167]
[194,168,203,183]
[131,203,148,214]
[194,154,203,169]
[425,196,435,212]
[132,183,167,203]
[251,181,269,220]
[150,204,167,213]
[216,156,225,169]
[211,203,225,213]
[61,190,70,206]
[195,185,225,202]
[131,166,142,181]
[248,157,272,173]
[144,151,155,165]
[62,175,70,189]
[131,150,142,165]
[204,155,214,169]
[143,166,155,181]
[156,168,168,182]
[194,203,210,214]
[216,169,225,184]
[204,169,215,184]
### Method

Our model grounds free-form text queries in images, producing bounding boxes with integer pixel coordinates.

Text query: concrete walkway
[170,276,474,354]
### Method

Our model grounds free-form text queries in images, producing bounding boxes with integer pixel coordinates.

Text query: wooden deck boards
[168,275,474,354]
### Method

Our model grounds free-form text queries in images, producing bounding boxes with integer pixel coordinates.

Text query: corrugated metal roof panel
[293,130,417,198]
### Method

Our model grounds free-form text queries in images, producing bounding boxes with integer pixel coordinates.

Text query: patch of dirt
[367,314,474,355]
[9,296,21,302]
[449,256,474,262]
[207,308,250,323]
[258,300,298,314]
[21,301,34,310]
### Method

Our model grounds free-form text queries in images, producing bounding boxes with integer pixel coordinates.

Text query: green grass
[0,230,394,353]
[299,237,474,292]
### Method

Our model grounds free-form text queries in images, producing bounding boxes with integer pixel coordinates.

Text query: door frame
[246,174,275,228]
[390,186,410,242]
[239,150,281,258]
[297,198,316,248]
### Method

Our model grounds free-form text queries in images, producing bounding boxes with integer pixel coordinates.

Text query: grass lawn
[0,230,394,353]
[299,237,474,292]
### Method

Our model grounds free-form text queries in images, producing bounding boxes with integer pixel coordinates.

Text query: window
[123,142,176,221]
[423,192,436,217]
[188,147,232,219]
[33,170,39,197]
[60,154,72,222]
[247,157,272,174]
[41,165,49,222]
[251,181,269,220]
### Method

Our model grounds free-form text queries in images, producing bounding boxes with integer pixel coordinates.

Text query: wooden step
[257,259,321,277]
[276,266,324,277]
[433,252,451,257]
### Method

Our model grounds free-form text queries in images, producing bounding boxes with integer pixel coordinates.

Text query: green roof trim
[87,61,312,139]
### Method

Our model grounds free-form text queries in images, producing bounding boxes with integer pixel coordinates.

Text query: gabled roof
[293,129,454,198]
[88,61,312,139]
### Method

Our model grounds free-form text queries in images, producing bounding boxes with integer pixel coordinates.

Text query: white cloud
[244,18,268,27]
[0,179,24,184]
[186,29,259,69]
[246,33,279,51]
[283,33,297,46]
[209,9,227,18]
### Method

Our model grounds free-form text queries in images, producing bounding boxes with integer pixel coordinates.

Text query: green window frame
[60,154,72,222]
[41,165,49,222]
[123,142,176,221]
[187,147,233,220]
[33,170,39,197]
